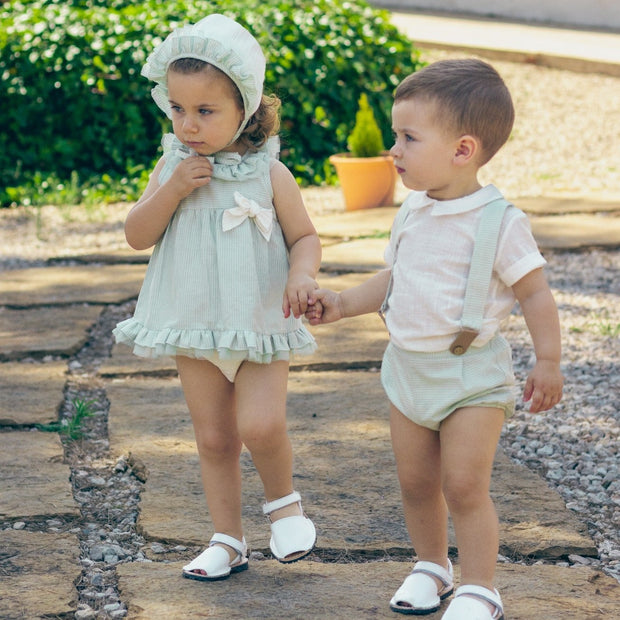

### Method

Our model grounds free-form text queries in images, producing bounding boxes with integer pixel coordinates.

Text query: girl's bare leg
[440,406,504,592]
[235,361,301,519]
[176,356,243,560]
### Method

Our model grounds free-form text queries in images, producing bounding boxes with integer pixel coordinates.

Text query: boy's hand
[305,299,324,322]
[523,360,564,413]
[305,289,344,325]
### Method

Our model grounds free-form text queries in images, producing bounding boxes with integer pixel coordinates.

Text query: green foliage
[347,93,385,157]
[36,398,95,440]
[4,169,148,208]
[570,318,620,337]
[0,0,422,205]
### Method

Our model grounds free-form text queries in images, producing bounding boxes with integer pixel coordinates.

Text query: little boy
[307,59,563,619]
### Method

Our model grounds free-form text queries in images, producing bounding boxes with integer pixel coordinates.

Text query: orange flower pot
[329,152,398,211]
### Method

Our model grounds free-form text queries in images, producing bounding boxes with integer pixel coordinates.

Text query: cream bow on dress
[222,191,274,241]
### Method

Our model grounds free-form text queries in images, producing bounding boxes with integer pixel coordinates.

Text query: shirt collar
[405,184,503,215]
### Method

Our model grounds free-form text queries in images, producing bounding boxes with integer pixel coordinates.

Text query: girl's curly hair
[238,93,280,150]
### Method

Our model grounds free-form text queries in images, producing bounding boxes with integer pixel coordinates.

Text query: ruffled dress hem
[113,319,316,364]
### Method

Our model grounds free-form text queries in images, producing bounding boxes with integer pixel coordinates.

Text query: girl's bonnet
[142,14,265,144]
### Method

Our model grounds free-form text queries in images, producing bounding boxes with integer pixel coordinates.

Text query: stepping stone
[0,263,146,306]
[0,530,80,619]
[0,360,66,426]
[529,214,620,249]
[0,305,102,360]
[0,431,78,519]
[312,206,397,239]
[320,238,388,272]
[516,196,620,215]
[100,342,177,377]
[106,371,594,558]
[116,559,620,619]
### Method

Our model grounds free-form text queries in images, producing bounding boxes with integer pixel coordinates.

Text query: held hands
[523,359,564,413]
[283,273,318,319]
[168,156,213,200]
[305,289,344,325]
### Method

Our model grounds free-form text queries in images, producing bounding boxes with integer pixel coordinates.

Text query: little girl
[114,14,320,580]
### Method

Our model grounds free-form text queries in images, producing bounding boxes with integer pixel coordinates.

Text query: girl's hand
[168,156,213,200]
[523,359,564,413]
[283,273,318,319]
[305,289,344,325]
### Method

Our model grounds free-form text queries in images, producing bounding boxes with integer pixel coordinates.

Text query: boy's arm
[512,267,564,413]
[307,268,391,324]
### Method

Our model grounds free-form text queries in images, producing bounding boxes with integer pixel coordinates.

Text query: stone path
[1,197,619,619]
[389,10,620,77]
[2,10,620,617]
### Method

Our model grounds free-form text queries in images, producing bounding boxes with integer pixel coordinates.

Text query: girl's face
[167,67,245,155]
[390,98,460,200]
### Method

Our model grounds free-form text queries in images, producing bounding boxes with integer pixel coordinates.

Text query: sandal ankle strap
[454,585,503,615]
[209,533,247,557]
[412,559,453,587]
[263,491,301,515]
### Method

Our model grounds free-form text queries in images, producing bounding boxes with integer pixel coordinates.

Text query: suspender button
[449,328,479,355]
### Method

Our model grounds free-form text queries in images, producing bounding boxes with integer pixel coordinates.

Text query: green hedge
[0,0,422,206]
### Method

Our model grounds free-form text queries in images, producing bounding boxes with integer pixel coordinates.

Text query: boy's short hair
[395,59,514,164]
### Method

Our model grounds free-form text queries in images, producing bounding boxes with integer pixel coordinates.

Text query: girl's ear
[453,135,479,164]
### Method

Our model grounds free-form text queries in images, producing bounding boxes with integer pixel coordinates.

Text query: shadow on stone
[106,370,594,559]
[0,530,80,619]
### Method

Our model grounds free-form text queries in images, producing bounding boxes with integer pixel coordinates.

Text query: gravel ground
[1,49,619,618]
[502,249,619,581]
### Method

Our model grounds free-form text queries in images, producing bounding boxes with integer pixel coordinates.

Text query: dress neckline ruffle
[161,134,278,181]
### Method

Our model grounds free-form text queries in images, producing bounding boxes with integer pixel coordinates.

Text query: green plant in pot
[329,94,398,210]
[348,93,386,157]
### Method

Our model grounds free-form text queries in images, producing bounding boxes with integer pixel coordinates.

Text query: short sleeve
[384,201,414,267]
[495,209,546,287]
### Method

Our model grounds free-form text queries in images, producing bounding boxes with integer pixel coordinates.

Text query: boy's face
[390,97,461,200]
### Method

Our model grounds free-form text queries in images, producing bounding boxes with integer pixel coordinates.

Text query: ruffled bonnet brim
[142,14,265,143]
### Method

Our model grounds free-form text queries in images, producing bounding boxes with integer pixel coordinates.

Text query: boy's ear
[453,135,479,164]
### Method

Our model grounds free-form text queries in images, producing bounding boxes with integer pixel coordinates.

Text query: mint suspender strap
[378,206,412,325]
[449,198,510,355]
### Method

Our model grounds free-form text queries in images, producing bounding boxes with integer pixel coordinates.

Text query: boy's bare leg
[390,406,450,570]
[440,406,504,611]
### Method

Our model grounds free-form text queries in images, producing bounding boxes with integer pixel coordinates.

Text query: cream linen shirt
[383,184,546,352]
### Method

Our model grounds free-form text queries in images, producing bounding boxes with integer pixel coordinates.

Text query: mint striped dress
[113,135,316,364]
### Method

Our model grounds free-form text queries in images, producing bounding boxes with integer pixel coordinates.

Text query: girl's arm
[271,160,322,318]
[125,155,213,250]
[512,267,564,413]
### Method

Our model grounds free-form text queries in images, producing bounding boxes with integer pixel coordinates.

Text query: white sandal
[390,559,454,615]
[441,585,504,620]
[263,491,316,563]
[182,533,248,581]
